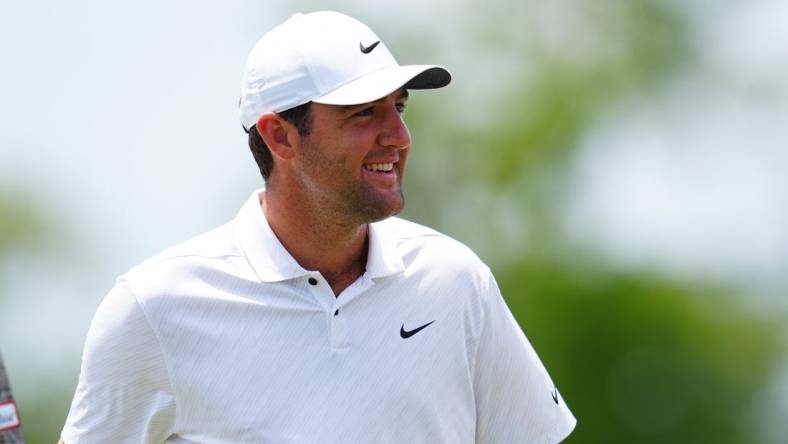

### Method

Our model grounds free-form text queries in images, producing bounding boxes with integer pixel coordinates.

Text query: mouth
[362,160,400,187]
[363,162,395,173]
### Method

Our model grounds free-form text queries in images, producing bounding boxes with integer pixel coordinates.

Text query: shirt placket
[304,273,374,351]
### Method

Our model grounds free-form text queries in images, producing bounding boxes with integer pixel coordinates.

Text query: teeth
[365,163,394,172]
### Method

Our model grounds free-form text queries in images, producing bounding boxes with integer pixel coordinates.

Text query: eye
[353,107,374,117]
[396,102,407,114]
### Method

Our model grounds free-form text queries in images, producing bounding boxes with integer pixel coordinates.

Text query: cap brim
[312,65,451,106]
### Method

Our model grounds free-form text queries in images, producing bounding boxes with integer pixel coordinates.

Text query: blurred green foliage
[404,0,690,192]
[18,385,74,444]
[0,189,75,443]
[0,190,45,255]
[501,256,782,443]
[470,0,689,185]
[0,189,45,443]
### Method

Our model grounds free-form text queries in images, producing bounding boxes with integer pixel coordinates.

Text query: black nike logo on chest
[400,320,435,338]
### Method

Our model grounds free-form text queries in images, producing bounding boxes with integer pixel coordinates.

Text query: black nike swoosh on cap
[400,320,435,338]
[360,40,380,54]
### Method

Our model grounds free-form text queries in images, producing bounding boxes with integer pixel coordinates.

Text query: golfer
[60,11,576,443]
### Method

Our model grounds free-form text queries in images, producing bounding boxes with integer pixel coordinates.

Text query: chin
[359,193,404,223]
[365,203,403,223]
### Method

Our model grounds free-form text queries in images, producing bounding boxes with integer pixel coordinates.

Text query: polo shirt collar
[236,190,309,282]
[235,190,404,283]
[366,219,405,279]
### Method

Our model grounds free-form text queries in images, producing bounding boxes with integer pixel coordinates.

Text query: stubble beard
[318,173,404,227]
[299,141,405,226]
[351,182,404,223]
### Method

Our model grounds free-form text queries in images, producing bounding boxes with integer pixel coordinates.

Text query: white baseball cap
[239,11,452,131]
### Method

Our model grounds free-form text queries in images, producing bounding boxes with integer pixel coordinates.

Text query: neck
[260,187,368,296]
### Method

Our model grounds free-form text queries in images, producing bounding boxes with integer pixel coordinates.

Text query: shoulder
[378,216,492,284]
[380,216,487,263]
[139,220,243,267]
[122,221,250,302]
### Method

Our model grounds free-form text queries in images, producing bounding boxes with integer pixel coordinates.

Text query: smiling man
[60,11,575,443]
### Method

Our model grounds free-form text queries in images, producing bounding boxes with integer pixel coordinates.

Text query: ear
[256,112,299,160]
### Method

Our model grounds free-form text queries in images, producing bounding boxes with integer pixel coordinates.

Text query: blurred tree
[0,188,45,443]
[0,188,73,443]
[0,190,45,255]
[501,256,782,443]
[405,0,691,225]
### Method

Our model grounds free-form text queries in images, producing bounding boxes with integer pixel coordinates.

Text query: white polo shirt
[62,190,576,443]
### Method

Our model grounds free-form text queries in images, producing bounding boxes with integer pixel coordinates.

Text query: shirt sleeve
[473,270,576,444]
[61,277,176,443]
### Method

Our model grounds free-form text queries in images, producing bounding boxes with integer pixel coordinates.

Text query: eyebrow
[337,89,409,112]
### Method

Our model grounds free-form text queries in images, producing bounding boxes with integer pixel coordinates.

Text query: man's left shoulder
[378,216,490,274]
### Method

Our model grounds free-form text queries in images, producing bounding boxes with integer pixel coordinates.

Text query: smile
[363,163,394,172]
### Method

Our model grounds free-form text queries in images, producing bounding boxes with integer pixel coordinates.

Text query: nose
[377,106,411,151]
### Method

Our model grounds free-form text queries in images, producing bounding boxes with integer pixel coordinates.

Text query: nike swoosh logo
[359,40,380,54]
[400,320,435,338]
[551,388,559,405]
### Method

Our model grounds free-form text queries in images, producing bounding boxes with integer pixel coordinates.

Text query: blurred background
[1,0,786,442]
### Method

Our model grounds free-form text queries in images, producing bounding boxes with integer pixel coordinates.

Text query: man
[60,11,576,443]
[0,352,24,443]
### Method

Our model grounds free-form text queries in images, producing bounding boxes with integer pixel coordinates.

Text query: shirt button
[308,277,318,286]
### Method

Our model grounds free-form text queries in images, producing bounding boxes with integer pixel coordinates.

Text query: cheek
[317,150,357,182]
[303,125,377,176]
[399,148,410,170]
